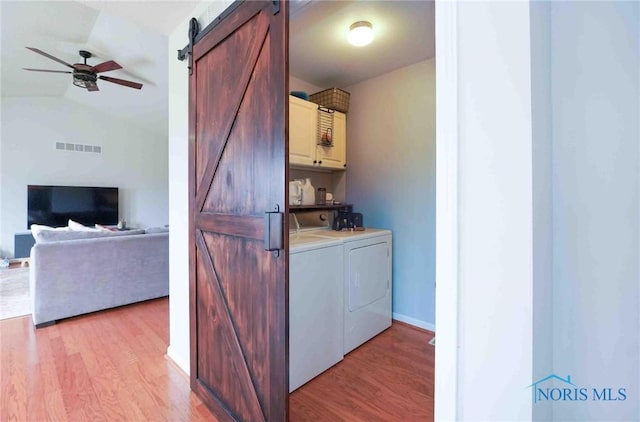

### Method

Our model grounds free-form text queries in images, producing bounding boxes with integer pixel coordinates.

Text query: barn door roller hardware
[178,0,283,74]
[177,18,199,75]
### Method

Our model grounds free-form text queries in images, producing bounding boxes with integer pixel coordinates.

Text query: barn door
[187,1,289,421]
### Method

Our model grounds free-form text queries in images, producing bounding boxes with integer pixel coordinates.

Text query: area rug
[0,267,30,320]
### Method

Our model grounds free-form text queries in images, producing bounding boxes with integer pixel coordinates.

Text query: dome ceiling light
[348,21,374,47]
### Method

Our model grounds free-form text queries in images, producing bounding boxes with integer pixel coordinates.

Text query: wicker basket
[309,88,350,113]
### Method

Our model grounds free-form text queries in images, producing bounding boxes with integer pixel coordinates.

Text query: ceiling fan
[23,47,143,92]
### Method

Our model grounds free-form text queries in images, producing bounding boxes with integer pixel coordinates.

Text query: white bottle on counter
[289,180,302,205]
[300,178,315,205]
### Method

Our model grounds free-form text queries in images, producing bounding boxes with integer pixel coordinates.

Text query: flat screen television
[27,185,119,229]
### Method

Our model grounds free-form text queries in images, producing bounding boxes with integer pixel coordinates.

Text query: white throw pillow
[31,224,70,243]
[68,219,99,232]
[30,224,69,237]
[30,224,53,237]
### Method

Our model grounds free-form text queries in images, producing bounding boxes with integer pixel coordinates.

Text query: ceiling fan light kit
[72,72,98,90]
[72,51,97,90]
[23,47,143,92]
[348,21,374,47]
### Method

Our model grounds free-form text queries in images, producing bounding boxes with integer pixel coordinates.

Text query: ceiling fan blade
[23,68,73,74]
[25,47,75,69]
[92,60,122,73]
[86,81,100,92]
[99,75,143,90]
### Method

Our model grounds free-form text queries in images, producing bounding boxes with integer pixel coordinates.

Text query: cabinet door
[316,111,346,169]
[289,95,317,166]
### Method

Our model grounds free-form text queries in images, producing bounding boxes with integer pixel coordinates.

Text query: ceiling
[1,1,433,134]
[0,1,195,135]
[290,1,435,88]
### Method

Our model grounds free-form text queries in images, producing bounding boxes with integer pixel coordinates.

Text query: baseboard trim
[392,312,435,333]
[166,345,190,376]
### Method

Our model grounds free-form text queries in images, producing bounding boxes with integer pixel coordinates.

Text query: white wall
[345,59,436,330]
[0,100,3,248]
[0,96,168,257]
[455,1,534,419]
[550,2,639,420]
[167,0,232,375]
[0,1,3,244]
[530,1,553,420]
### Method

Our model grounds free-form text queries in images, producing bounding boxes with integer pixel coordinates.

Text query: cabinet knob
[313,160,317,164]
[343,164,347,167]
[318,160,323,165]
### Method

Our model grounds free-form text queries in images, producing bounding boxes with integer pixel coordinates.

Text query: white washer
[289,232,344,391]
[307,229,393,354]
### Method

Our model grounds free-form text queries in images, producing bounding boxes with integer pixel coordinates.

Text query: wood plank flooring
[0,299,434,421]
[0,299,213,422]
[290,321,434,421]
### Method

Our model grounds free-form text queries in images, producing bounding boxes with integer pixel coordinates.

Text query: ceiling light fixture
[348,21,374,47]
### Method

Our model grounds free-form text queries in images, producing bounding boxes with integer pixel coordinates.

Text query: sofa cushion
[145,226,169,234]
[34,228,145,243]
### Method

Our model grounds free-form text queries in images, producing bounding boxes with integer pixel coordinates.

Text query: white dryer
[310,229,393,354]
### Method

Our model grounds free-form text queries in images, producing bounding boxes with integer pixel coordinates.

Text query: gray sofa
[29,228,169,327]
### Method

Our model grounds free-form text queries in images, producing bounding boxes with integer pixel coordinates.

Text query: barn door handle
[264,205,283,256]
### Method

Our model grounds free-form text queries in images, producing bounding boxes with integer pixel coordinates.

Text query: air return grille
[55,142,102,154]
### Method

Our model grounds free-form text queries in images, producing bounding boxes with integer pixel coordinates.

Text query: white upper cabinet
[289,95,347,170]
[289,95,318,166]
[316,110,346,170]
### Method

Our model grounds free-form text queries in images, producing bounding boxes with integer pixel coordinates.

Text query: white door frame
[434,1,459,420]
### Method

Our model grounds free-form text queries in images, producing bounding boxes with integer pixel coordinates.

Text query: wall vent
[55,142,102,154]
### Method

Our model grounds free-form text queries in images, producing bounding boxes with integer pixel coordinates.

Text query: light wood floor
[0,298,434,421]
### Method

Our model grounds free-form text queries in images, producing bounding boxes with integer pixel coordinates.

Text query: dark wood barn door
[188,1,289,421]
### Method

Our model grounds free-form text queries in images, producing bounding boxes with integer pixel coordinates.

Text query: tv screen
[27,185,119,229]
